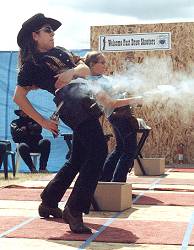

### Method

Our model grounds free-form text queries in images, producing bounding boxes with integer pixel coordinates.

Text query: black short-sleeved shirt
[17,47,76,95]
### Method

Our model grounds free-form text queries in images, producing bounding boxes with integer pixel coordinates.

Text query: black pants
[0,143,7,168]
[100,117,137,182]
[18,139,51,171]
[40,118,108,214]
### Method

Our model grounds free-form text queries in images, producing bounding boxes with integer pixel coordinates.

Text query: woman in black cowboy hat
[13,13,107,234]
[10,109,51,173]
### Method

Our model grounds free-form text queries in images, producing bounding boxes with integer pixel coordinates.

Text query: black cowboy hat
[17,13,62,48]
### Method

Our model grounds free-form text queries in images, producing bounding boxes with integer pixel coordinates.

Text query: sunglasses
[36,26,54,33]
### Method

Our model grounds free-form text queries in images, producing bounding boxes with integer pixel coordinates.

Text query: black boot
[38,203,62,218]
[62,206,92,234]
[30,167,38,173]
[39,168,49,173]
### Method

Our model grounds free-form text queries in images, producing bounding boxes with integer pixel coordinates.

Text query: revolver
[50,101,64,138]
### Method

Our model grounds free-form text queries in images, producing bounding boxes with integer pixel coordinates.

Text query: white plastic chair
[15,143,41,172]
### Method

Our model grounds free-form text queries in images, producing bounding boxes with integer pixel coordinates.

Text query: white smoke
[87,56,194,123]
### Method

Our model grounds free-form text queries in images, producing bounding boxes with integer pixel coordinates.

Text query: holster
[81,97,103,119]
[54,82,102,130]
[109,105,139,130]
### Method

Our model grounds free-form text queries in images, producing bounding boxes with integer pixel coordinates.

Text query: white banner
[99,32,171,52]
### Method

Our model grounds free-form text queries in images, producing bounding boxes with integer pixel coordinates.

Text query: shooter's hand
[54,69,74,89]
[41,117,59,136]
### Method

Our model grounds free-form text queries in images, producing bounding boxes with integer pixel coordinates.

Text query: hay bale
[91,22,194,163]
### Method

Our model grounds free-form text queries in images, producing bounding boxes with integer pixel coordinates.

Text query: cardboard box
[91,182,132,211]
[134,158,165,176]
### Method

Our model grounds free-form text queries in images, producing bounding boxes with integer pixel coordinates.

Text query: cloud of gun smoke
[93,56,194,123]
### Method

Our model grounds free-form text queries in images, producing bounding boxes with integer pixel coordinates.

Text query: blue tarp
[0,49,89,172]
